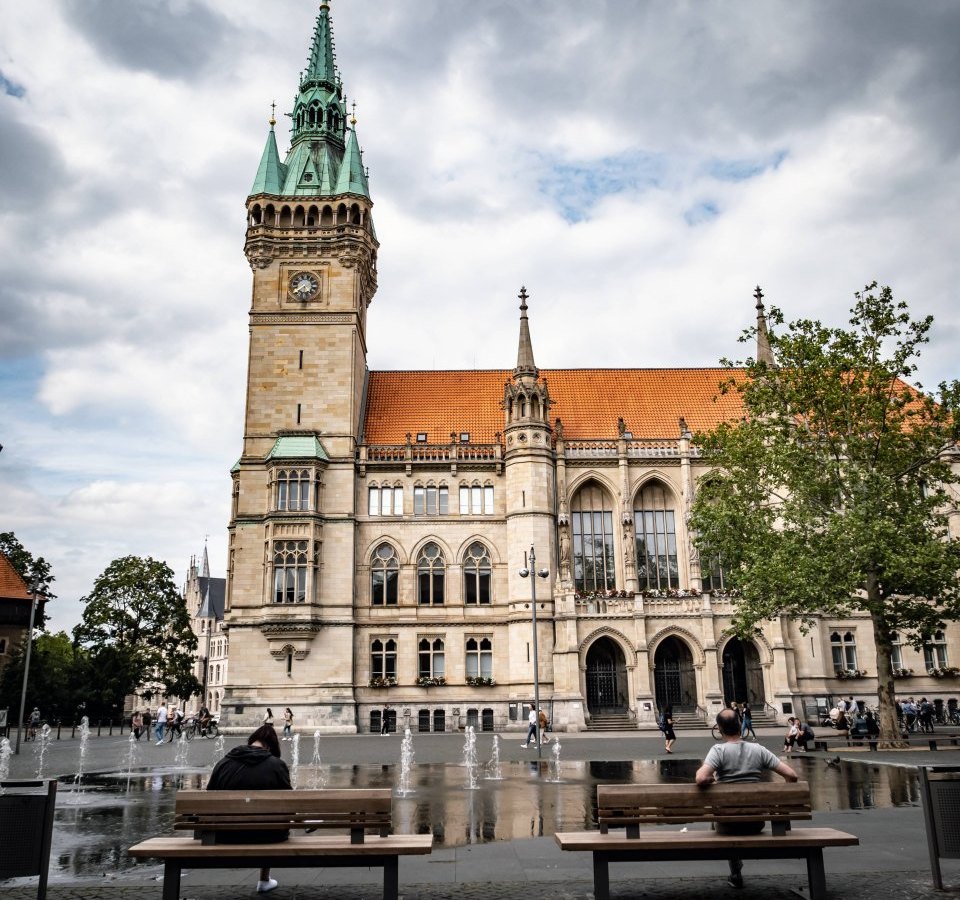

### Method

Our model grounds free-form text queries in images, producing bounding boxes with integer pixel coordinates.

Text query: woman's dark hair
[248,724,281,757]
[285,707,292,715]
[267,708,274,716]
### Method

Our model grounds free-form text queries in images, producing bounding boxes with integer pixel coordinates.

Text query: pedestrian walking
[263,708,275,727]
[659,705,676,753]
[155,702,168,744]
[132,710,144,741]
[282,708,293,740]
[740,702,756,740]
[697,708,798,889]
[538,708,551,743]
[380,705,390,735]
[521,704,538,747]
[28,707,41,741]
[207,724,291,893]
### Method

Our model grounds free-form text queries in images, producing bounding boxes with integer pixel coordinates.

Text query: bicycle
[184,716,219,740]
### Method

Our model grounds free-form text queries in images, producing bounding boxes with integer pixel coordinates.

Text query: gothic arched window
[463,542,492,604]
[634,480,679,590]
[417,542,445,605]
[370,638,397,681]
[273,540,307,603]
[418,637,445,679]
[371,543,399,606]
[466,637,493,679]
[276,469,310,511]
[572,483,615,594]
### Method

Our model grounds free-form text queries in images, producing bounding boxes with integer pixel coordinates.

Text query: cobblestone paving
[3,872,956,900]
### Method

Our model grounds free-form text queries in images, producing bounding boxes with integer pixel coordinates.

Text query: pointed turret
[514,287,538,381]
[334,121,370,197]
[754,285,775,366]
[304,0,338,87]
[201,540,210,579]
[250,116,286,195]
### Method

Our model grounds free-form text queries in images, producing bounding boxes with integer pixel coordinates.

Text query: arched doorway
[721,638,765,705]
[654,636,697,712]
[585,637,628,713]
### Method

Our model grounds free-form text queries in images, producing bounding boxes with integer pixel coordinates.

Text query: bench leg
[593,851,610,900]
[383,856,399,900]
[806,849,826,900]
[161,861,181,900]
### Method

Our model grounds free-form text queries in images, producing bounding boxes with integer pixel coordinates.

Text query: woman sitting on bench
[207,724,291,894]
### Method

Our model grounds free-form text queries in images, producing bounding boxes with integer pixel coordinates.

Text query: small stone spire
[514,286,538,380]
[754,285,774,366]
[304,0,338,88]
[201,539,211,579]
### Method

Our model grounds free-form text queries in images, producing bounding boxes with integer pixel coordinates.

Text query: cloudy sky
[2,0,958,633]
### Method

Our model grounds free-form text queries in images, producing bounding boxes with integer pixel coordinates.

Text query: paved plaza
[3,728,959,899]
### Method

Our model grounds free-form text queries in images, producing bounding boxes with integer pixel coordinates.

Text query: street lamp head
[537,569,549,579]
[518,568,530,578]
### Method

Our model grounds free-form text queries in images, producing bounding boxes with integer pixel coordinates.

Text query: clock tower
[222,0,377,729]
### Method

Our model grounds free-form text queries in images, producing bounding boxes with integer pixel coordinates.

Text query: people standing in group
[521,704,538,748]
[132,710,144,741]
[380,705,390,735]
[697,708,799,889]
[263,708,275,727]
[539,708,551,743]
[902,697,918,733]
[155,702,168,744]
[282,708,294,740]
[740,702,756,740]
[919,698,935,733]
[207,724,291,894]
[660,705,676,754]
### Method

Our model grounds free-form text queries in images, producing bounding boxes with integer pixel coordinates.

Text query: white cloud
[1,0,958,631]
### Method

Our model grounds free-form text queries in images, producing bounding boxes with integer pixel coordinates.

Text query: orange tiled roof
[363,368,746,444]
[0,552,32,602]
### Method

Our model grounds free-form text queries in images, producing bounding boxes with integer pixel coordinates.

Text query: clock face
[289,271,319,301]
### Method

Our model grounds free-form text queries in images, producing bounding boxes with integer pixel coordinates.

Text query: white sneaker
[520,743,528,748]
[257,878,279,893]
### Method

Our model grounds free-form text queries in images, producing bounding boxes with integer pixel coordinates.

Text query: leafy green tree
[690,283,960,745]
[72,556,200,711]
[0,531,56,628]
[0,632,87,722]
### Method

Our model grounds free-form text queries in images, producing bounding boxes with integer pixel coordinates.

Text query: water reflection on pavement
[44,756,919,879]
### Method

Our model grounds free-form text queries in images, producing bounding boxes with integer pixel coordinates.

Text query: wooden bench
[555,782,858,900]
[127,788,432,900]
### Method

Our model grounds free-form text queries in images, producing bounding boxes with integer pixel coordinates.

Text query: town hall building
[219,2,959,733]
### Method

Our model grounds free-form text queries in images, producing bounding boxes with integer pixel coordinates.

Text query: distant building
[184,544,228,714]
[0,552,44,676]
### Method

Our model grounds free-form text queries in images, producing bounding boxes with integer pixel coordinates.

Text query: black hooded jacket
[207,745,291,843]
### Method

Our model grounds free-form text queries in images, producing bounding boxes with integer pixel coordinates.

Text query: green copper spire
[334,121,370,197]
[250,116,286,195]
[305,0,337,87]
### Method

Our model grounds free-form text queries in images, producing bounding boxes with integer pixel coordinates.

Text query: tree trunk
[868,585,908,749]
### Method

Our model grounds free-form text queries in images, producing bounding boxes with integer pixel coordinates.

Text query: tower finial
[269,101,276,128]
[754,285,775,366]
[514,286,538,379]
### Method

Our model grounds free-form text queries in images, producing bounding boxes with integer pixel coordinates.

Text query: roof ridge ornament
[754,284,775,367]
[514,286,538,380]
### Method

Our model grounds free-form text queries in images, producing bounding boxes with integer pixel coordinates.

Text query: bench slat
[175,789,392,814]
[129,834,434,859]
[556,827,859,851]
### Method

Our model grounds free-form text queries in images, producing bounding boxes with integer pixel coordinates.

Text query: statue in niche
[558,526,571,574]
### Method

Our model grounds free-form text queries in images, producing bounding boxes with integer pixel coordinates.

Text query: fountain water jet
[290,733,301,788]
[124,730,140,790]
[484,734,503,780]
[34,723,52,779]
[463,725,479,790]
[546,738,562,782]
[396,726,415,796]
[310,730,326,789]
[174,731,189,770]
[212,733,226,763]
[0,736,11,792]
[69,716,91,802]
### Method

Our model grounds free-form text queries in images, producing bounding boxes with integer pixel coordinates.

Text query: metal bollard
[97,719,102,736]
[72,723,76,738]
[930,740,938,751]
[57,721,62,740]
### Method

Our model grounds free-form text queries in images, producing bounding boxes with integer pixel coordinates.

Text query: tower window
[299,350,304,369]
[296,403,302,424]
[276,469,310,511]
[273,540,308,603]
[463,542,492,605]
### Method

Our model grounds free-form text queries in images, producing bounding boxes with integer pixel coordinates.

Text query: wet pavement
[3,728,959,897]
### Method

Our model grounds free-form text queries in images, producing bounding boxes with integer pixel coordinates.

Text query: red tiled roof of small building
[0,552,32,602]
[363,368,746,444]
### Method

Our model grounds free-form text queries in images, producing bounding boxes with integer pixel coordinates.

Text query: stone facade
[219,4,960,734]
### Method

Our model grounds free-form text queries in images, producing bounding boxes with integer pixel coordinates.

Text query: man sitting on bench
[207,724,291,894]
[696,708,798,889]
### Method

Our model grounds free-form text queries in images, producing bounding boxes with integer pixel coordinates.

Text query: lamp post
[519,546,549,760]
[14,577,41,755]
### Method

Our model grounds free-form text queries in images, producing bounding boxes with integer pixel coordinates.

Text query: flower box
[835,668,867,679]
[417,676,446,687]
[927,667,960,679]
[465,676,496,687]
[892,668,913,679]
[369,676,397,688]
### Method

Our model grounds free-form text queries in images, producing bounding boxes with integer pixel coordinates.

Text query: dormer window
[460,432,470,443]
[303,173,313,182]
[416,433,427,443]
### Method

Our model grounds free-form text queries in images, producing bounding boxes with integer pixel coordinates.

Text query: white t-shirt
[157,705,168,724]
[528,709,537,725]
